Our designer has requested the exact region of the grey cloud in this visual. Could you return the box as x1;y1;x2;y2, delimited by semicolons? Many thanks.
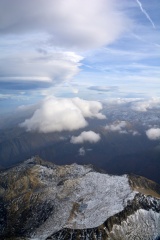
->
36;48;48;55
0;80;52;90
88;86;118;92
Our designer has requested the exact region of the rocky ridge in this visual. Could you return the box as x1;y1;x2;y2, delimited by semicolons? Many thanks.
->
0;156;160;240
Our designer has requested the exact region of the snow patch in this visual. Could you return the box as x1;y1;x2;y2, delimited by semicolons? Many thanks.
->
110;209;160;240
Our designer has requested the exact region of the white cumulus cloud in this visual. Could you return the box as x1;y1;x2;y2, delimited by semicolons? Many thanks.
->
146;128;160;140
72;98;106;120
105;120;140;136
105;121;128;132
71;131;101;144
131;98;160;112
20;97;105;133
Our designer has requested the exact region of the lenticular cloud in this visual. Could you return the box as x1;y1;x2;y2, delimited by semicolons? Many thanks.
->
20;97;106;133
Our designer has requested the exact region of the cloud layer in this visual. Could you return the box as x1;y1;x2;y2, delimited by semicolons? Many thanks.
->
146;128;160;140
0;51;83;88
0;0;129;50
20;97;106;133
0;0;131;91
71;131;101;144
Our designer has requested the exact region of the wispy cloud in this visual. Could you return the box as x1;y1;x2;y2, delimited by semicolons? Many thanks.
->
136;0;156;28
78;147;86;156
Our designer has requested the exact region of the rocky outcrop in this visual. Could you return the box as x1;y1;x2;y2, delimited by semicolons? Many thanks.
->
0;156;160;240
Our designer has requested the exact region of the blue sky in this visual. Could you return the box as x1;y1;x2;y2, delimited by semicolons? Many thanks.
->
0;0;160;114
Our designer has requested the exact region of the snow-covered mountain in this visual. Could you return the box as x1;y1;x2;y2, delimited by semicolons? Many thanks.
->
0;156;160;240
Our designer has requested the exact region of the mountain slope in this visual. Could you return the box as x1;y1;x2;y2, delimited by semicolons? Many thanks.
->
0;156;160;240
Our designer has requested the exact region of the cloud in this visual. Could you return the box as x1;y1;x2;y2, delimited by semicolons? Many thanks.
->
0;0;130;50
132;130;140;136
105;120;140;135
135;0;156;29
0;0;132;93
72;98;106;120
104;98;141;105
105;121;128;133
88;86;118;92
78;147;86;156
71;131;101;144
131;98;160;112
71;88;79;94
146;128;160;140
0;51;83;89
20;97;105;133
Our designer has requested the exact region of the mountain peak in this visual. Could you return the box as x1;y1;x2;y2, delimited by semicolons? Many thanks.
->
0;158;160;240
24;155;55;167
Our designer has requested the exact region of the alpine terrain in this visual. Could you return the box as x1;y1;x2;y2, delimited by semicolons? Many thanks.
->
0;156;160;240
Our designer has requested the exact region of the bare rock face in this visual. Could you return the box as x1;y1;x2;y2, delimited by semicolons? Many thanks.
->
0;156;160;240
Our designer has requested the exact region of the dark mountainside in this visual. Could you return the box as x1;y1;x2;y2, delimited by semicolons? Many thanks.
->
0;156;160;240
0;124;160;184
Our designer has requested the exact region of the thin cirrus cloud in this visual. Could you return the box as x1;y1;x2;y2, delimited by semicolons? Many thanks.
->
70;131;101;144
20;97;106;133
146;128;160;140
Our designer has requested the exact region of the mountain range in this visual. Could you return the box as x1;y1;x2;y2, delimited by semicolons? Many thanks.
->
0;156;160;239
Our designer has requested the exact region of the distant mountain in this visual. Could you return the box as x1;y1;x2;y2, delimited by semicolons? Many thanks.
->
0;156;160;239
1;124;160;185
0;127;62;167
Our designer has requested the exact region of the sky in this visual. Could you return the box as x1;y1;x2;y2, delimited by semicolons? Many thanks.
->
0;0;160;114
